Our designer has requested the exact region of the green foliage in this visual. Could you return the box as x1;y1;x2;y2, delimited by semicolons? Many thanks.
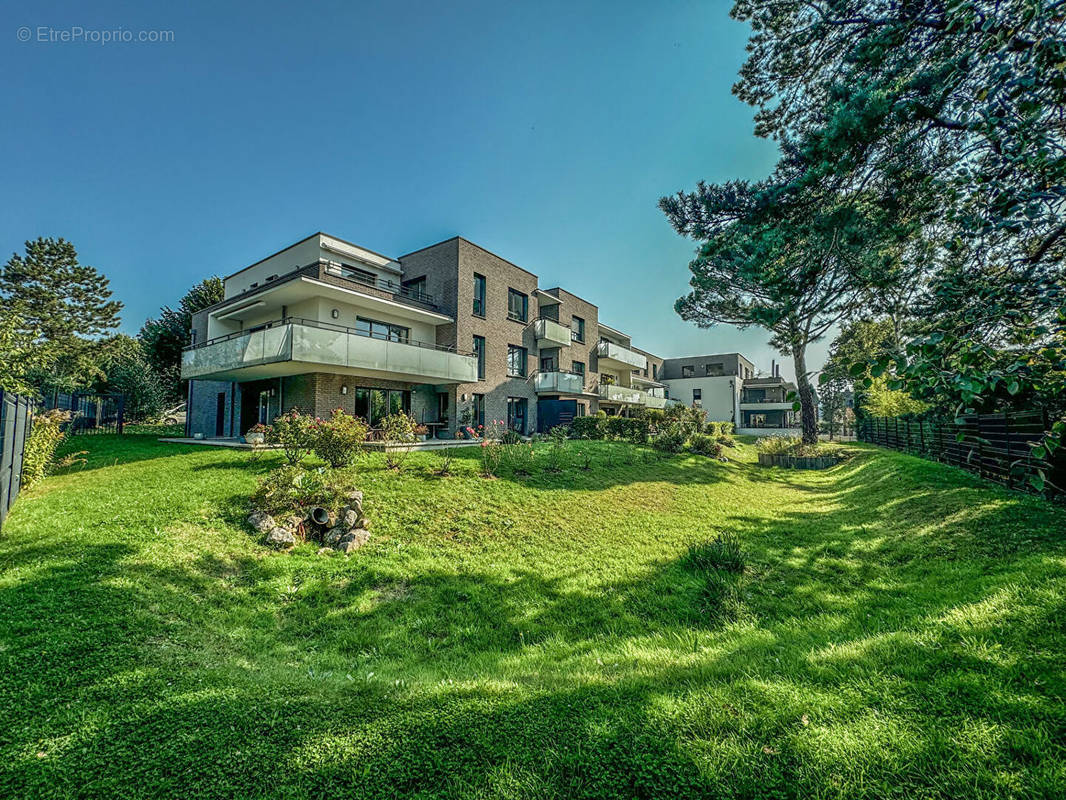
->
139;276;224;401
653;422;686;453
21;410;70;489
863;375;929;419
500;429;523;445
688;433;723;458
0;238;123;394
96;335;167;423
755;436;805;456
571;416;604;439
0;306;39;395
250;465;343;518
478;440;502;477
686;533;745;575
311;408;368;468
267;409;316;466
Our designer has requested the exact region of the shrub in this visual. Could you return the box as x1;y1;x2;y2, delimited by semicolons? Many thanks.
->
500;429;523;445
379;413;417;469
504;442;536;475
22;410;71;489
571;416;603;439
689;433;723;458
251;465;341;517
479;440;502;477
653;422;686;453
755;435;804;455
718;421;735;435
269;409;316;465
686;533;745;574
312;408;368;468
717;433;736;448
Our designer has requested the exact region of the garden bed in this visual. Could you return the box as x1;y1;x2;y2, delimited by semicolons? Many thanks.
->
757;452;843;470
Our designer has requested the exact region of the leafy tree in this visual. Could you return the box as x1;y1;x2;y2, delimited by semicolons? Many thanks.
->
727;0;1066;484
0;238;123;394
0;305;40;395
818;376;851;440
97;335;167;422
662;171;910;443
139;277;224;401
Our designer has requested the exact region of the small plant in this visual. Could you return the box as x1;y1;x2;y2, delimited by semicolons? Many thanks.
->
717;433;736;448
686;533;745;574
434;449;455;476
479;440;503;477
653;422;686;453
505;442;536;476
500;429;523;445
268;409;316;465
689;433;723;458
312;408;368;468
379;413;418;470
545;425;569;472
248;423;271;435
251;464;340;517
755;435;804;455
580;449;592;470
21;410;71;489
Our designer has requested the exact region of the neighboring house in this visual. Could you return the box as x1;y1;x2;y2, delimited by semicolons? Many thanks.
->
660;354;803;434
182;233;669;439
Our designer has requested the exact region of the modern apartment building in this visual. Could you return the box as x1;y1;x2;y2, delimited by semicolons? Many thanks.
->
659;354;800;434
182;233;670;439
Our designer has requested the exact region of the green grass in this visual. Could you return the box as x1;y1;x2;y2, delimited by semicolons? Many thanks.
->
1;435;1064;799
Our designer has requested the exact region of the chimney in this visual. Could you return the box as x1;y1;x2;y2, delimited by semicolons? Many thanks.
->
770;359;775;377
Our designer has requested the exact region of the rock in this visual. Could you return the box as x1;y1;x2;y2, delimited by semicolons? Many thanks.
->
317;547;334;556
247;510;276;533
341;508;360;529
282;514;308;535
265;527;296;549
334;528;370;553
323;525;346;546
345;489;364;505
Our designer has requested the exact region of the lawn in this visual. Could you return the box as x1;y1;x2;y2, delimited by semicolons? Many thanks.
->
1;434;1064;799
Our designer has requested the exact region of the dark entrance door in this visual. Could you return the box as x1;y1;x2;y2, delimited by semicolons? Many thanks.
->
215;393;226;437
536;398;576;433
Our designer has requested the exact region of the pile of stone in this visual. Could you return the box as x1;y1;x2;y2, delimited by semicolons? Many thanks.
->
247;490;370;555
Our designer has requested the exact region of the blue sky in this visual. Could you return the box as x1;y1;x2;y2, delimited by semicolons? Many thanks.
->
1;0;825;379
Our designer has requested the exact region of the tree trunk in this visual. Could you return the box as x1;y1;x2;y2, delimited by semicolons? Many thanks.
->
792;347;819;445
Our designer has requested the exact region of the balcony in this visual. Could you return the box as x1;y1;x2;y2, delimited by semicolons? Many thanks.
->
597;340;647;370
740;399;794;412
534;370;586;394
644;388;667;409
533;317;571;349
182;318;477;384
598;384;645;405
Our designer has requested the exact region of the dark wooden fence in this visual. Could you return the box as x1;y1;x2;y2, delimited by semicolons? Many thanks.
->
0;390;32;533
43;392;125;435
858;410;1065;498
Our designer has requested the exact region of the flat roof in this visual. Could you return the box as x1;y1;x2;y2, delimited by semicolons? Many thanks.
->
224;232;398;281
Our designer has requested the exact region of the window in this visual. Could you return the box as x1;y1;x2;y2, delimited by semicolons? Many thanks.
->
571;315;585;342
572;360;585;377
692;388;702;408
652;363;659;380
506;397;528;434
354;387;411;426
472;393;485;428
473;335;486;380
576;402;586;417
541;355;556;372
681;365;694;378
705;362;724;376
507;345;527;377
402;275;428;301
355;316;409;343
507;289;528;322
473;273;486;316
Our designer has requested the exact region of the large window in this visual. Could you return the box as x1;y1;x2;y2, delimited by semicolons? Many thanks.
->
571;315;585;342
402;275;428;301
473;273;486;317
705;362;724;376
355;316;410;343
354;387;411;426
472;393;485;428
507;345;527;377
692;388;702;408
572;360;585;386
681;365;694;378
507;289;528;322
540;355;556;372
473;335;486;380
507;397;528;434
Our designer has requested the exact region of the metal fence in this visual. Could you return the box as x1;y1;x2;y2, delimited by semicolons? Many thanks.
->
43;392;125;435
858;411;1066;498
0;391;32;533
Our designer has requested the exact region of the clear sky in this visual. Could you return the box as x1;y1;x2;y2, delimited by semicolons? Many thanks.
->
2;0;827;380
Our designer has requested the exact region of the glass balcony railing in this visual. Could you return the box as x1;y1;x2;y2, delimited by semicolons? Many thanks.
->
596;340;647;370
532;317;572;348
182;318;477;384
534;371;585;394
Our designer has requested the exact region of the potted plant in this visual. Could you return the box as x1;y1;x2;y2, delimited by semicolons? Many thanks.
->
246;423;270;446
413;423;429;442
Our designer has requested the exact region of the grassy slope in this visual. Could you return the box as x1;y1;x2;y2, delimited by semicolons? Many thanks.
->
0;435;1063;799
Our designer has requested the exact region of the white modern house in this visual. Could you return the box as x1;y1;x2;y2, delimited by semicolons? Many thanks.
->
660;354;801;435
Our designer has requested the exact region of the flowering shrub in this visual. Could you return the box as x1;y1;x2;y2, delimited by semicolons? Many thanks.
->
312;408;369;468
248;423;271;435
504;442;536;475
268;409;316;465
479;440;502;477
